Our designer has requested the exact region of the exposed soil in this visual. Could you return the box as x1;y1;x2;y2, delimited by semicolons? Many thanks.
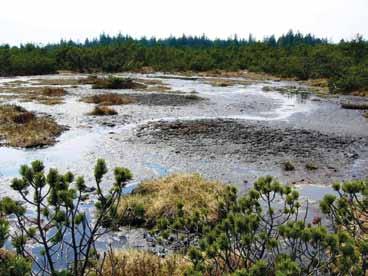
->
136;118;368;185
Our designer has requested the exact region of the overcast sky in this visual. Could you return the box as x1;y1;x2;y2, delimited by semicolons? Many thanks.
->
1;0;367;45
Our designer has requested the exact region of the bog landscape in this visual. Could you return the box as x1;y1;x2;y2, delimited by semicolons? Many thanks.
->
0;5;368;275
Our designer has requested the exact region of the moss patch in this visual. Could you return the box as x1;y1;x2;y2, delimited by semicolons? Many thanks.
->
0;105;65;148
117;174;225;227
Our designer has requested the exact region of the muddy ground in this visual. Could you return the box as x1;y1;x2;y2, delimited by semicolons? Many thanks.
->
0;72;368;254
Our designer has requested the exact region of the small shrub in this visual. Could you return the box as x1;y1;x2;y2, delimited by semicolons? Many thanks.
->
283;161;295;171
88;106;118;116
0;249;31;276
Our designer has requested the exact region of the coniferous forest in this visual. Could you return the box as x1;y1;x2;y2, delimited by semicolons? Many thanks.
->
1;31;367;94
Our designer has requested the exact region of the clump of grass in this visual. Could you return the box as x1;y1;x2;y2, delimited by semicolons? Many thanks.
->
37;98;64;105
305;163;318;170
32;78;80;86
40;87;67;97
341;102;368;110
79;75;99;85
88;106;118;116
283;161;295;171
0;104;65;148
81;93;135;106
92;77;146;90
117;174;225;227
0;86;66;105
145;85;172;92
102;250;190;276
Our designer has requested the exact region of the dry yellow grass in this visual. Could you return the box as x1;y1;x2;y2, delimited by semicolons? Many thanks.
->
31;78;80;86
0;86;67;105
0;105;65;148
102;250;191;276
117;174;225;227
81;93;136;106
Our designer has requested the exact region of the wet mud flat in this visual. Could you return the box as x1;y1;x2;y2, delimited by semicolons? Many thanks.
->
135;118;368;185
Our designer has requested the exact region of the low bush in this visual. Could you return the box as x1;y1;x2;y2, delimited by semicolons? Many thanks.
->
283;160;295;171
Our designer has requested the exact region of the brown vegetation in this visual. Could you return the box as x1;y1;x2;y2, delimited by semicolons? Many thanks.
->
0;104;65;147
32;78;80;86
91;77;147;90
88;106;118;116
81;93;136;106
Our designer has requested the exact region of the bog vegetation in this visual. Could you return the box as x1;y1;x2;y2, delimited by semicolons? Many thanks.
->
0;31;367;94
0;161;368;275
0;105;65;147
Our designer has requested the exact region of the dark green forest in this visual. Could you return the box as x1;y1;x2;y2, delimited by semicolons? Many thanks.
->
1;31;367;94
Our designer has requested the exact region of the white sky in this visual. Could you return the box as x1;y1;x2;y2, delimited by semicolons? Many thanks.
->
1;0;367;45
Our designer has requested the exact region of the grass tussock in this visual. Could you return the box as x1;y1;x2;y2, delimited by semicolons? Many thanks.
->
40;87;67;97
102;250;191;276
88;106;118;116
283;161;295;171
0;105;65;148
117;174;225;227
32;78;80;86
0;86;67;105
92;77;147;90
81;93;136;106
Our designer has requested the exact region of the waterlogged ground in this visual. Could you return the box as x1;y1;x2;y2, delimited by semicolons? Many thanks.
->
0;73;367;192
0;72;367;256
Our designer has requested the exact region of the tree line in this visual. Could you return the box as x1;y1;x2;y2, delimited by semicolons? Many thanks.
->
0;31;367;94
